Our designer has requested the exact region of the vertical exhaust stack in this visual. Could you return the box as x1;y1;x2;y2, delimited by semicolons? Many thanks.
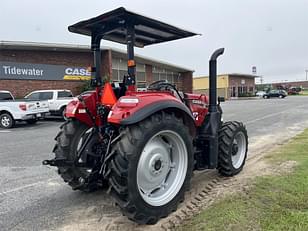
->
209;48;224;112
197;48;225;169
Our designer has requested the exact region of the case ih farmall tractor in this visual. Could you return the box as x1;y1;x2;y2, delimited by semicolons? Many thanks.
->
43;7;248;224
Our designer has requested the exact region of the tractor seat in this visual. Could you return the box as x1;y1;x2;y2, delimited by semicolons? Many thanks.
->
111;82;126;99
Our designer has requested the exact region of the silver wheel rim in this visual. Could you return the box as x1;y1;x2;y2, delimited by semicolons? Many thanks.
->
1;116;11;127
231;131;247;169
137;130;188;206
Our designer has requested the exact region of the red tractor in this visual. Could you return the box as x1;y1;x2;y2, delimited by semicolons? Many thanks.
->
43;7;248;224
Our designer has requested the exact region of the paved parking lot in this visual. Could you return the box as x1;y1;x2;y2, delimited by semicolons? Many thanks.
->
1;96;308;230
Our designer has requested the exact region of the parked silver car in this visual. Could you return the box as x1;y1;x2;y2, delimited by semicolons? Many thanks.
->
256;91;266;97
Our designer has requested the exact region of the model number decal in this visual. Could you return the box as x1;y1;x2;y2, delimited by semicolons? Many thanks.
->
192;100;207;107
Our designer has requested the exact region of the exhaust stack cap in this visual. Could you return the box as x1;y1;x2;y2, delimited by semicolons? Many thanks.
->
209;48;225;112
210;48;225;61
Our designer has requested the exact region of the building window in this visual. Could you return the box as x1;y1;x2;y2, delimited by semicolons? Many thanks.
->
153;73;160;81
243;86;247;93
112;58;146;86
173;73;181;88
119;70;126;80
238;86;242;94
231;86;237;97
112;58;123;81
152;66;181;87
167;73;173;83
136;72;146;82
136;64;146;82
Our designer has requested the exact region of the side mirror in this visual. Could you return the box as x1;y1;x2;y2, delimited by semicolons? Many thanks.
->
218;96;225;103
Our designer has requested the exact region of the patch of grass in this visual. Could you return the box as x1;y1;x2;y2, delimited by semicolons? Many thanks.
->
294;89;308;96
180;129;308;231
299;90;308;96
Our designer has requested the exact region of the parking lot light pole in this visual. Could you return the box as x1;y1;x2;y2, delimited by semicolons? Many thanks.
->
305;70;308;81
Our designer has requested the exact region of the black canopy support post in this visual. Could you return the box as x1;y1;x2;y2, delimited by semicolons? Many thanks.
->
125;21;136;87
91;34;102;87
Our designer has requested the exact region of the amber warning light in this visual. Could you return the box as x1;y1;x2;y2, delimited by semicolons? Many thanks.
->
127;60;135;67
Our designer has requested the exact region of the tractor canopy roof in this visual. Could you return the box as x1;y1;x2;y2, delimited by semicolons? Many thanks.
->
68;7;199;48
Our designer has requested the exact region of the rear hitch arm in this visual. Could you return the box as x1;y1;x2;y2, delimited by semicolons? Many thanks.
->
42;158;73;167
42;158;87;167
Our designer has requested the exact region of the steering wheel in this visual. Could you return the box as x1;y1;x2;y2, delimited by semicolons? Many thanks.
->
148;80;174;90
148;80;185;103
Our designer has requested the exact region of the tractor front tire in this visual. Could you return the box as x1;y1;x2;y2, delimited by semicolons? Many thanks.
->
106;112;193;224
218;121;248;176
53;119;100;192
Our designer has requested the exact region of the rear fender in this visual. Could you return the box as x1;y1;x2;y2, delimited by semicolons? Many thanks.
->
108;96;196;136
65;92;98;127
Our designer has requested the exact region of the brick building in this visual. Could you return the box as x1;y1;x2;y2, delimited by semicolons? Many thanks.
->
193;74;256;99
0;41;193;97
271;80;308;89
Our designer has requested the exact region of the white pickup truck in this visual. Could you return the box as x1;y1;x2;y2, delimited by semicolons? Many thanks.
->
25;90;73;119
0;90;49;128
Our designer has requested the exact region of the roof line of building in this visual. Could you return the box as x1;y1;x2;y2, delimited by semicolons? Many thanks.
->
259;79;308;85
0;40;194;72
193;73;258;79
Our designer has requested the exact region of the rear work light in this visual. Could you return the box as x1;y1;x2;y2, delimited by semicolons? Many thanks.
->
119;98;139;104
19;104;27;111
117;97;139;108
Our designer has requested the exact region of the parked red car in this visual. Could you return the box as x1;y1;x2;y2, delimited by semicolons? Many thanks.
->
287;87;301;95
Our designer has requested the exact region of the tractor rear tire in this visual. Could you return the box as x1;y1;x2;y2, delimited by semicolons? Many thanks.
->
106;111;193;224
218;121;248;176
53;119;100;192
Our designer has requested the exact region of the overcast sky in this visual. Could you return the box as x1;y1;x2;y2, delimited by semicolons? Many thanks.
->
1;0;308;83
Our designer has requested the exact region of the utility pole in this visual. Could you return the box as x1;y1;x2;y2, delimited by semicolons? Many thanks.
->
260;75;263;85
305;70;308;81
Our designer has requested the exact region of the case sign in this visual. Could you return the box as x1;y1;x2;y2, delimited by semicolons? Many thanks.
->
0;62;91;81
